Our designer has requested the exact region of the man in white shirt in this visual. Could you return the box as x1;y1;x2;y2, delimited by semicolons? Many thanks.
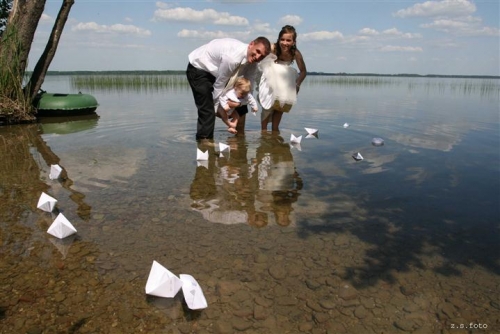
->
187;37;271;141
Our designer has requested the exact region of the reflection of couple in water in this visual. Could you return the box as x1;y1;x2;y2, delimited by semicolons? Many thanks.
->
190;134;302;227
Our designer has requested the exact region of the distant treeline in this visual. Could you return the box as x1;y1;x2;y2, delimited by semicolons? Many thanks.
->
35;70;499;79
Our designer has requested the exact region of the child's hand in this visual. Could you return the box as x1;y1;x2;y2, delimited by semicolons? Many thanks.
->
227;127;238;134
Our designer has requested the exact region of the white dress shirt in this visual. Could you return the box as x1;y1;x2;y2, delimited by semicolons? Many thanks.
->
188;38;258;104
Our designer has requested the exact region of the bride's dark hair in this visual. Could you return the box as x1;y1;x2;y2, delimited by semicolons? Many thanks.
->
275;25;297;62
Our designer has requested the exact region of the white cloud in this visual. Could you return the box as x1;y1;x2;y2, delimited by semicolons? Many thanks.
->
382;28;422;39
177;29;251;41
153;7;248;26
278;15;303;26
393;0;476;18
253;22;274;34
380;45;423;52
359;28;379;36
72;22;151;37
422;18;500;36
301;31;344;41
40;13;53;24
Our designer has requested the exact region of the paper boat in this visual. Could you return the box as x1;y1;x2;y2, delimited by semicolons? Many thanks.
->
49;164;63;180
352;152;364;161
290;134;302;144
196;149;208;161
37;192;57;212
304;127;318;135
372;137;385;146
218;142;230;152
47;213;77;239
343;123;349;128
180;274;208;310
145;261;183;298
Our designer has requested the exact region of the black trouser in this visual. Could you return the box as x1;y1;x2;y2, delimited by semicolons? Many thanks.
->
186;63;216;140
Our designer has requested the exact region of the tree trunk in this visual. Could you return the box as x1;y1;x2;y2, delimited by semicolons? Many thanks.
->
0;0;45;81
25;0;74;101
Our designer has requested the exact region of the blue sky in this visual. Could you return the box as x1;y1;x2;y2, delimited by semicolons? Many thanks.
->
29;0;499;75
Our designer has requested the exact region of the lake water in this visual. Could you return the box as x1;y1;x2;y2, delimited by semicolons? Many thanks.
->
1;75;499;333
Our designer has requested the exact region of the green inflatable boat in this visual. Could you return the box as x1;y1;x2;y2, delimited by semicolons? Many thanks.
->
35;91;99;117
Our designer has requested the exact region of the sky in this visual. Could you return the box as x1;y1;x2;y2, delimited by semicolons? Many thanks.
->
28;0;500;76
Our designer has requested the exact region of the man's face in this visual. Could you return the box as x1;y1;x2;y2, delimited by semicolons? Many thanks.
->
247;41;268;64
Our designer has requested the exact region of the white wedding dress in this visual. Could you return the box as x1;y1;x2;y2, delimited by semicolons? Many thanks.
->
258;54;297;117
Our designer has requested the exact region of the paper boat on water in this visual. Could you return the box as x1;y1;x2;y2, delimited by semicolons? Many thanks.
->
145;261;183;298
37;192;57;212
180;274;208;310
343;123;349;128
49;164;63;180
304;127;318;135
372;137;385;146
290;134;302;144
352;152;364;161
47;213;77;239
218;142;230;152
196;148;208;161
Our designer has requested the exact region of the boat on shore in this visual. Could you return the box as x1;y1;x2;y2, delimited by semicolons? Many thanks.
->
34;91;99;117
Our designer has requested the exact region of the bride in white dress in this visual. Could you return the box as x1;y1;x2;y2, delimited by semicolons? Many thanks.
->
258;25;307;132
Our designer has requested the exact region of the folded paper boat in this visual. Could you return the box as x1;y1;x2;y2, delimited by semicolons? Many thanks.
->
180;274;208;310
49;164;63;180
343;123;349;128
47;213;77;239
352;152;364;161
145;261;183;298
304;127;318;135
290;134;302;144
196;148;208;161
371;137;385;146
37;192;57;212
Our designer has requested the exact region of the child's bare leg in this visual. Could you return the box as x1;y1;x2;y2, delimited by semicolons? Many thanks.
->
271;110;283;132
261;109;272;131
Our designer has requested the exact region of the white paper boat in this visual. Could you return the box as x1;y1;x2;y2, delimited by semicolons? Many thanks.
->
37;192;57;212
145;261;183;298
352;152;364;161
290;134;302;144
371;137;385;146
304;127;318;135
49;164;63;180
343;123;349;128
196;149;208;161
218;142;230;152
179;274;208;310
47;213;77;239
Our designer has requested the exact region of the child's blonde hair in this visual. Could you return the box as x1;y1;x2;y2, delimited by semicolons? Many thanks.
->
234;77;251;94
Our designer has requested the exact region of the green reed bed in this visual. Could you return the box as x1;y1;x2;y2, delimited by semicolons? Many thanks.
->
305;76;499;97
71;74;190;93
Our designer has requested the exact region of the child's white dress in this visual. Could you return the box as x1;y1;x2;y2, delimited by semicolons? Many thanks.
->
258;54;297;119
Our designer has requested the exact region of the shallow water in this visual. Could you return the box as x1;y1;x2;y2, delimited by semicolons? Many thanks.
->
0;75;499;333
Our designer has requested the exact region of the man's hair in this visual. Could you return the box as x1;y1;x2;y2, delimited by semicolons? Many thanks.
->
252;36;271;55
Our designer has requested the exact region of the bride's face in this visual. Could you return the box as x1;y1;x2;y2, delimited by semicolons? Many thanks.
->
279;33;295;52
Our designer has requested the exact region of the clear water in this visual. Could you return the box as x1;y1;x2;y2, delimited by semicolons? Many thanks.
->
0;75;498;333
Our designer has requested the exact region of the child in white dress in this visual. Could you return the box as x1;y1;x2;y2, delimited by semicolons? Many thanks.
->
258;25;307;132
217;77;258;134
